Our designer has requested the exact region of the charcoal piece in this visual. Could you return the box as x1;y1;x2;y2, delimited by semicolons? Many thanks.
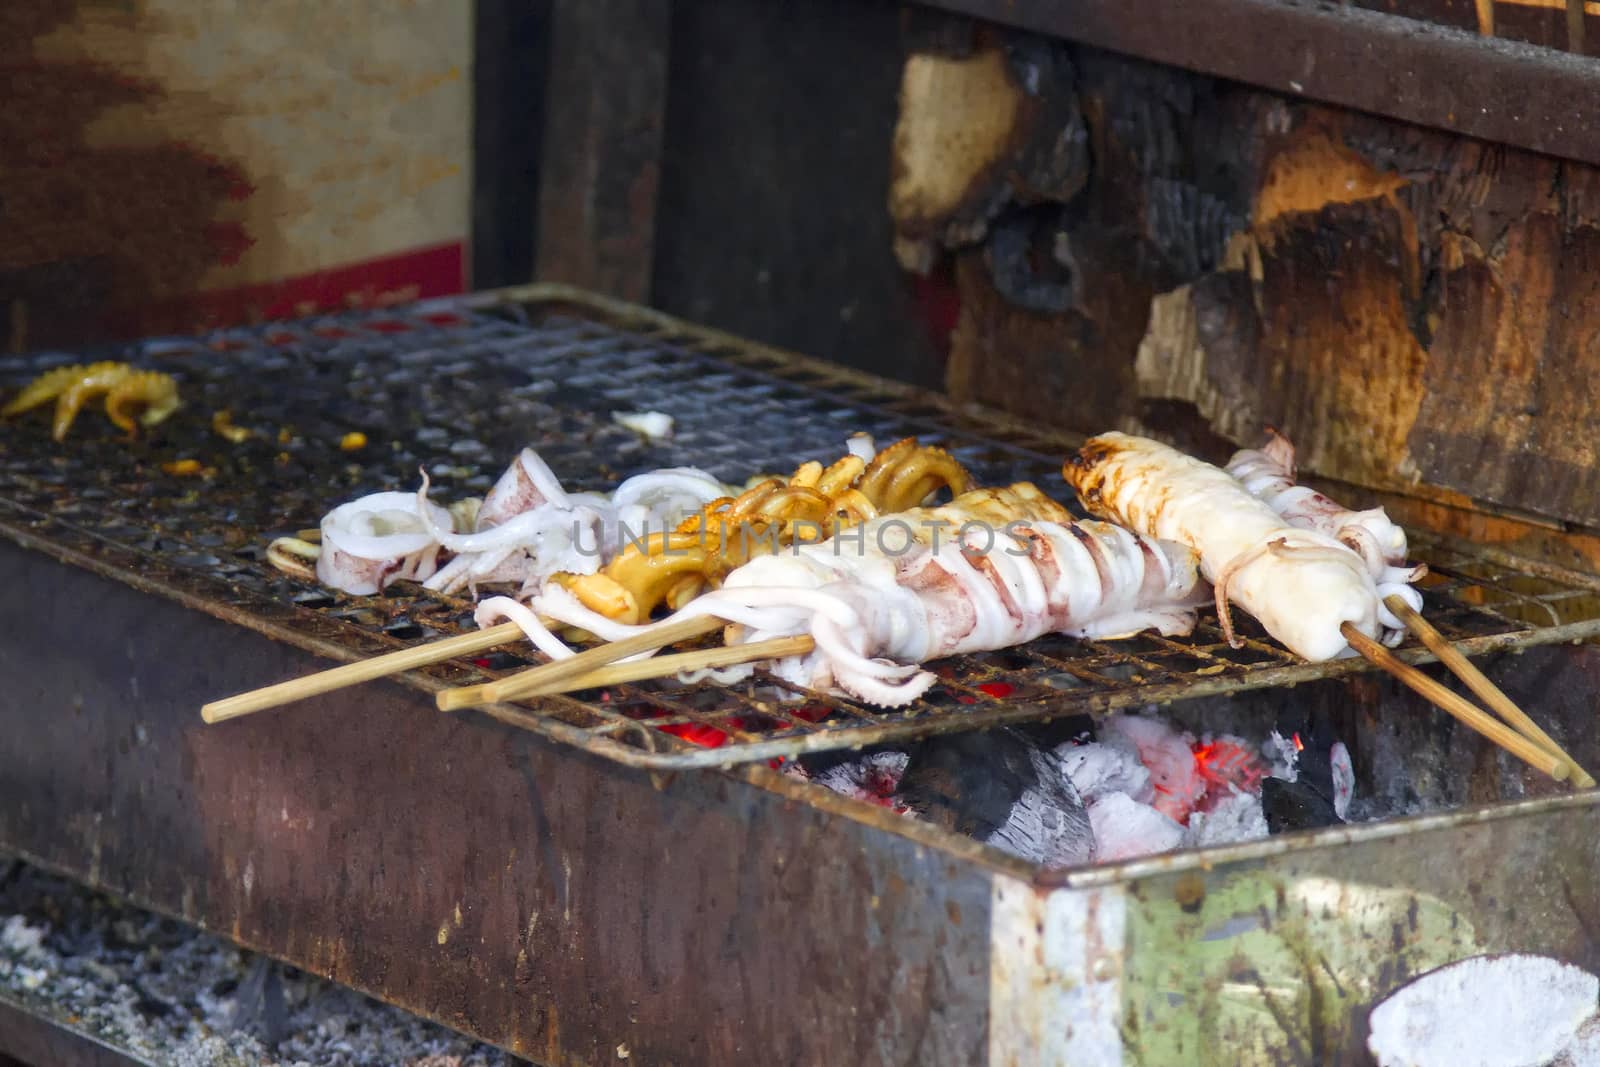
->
899;728;1095;868
1261;776;1341;834
228;955;287;1047
787;750;909;806
133;984;175;1019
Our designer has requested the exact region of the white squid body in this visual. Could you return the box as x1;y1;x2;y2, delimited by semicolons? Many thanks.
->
315;448;731;597
1226;430;1425;604
418;451;730;595
316;491;452;595
1064;431;1399;661
491;484;1208;707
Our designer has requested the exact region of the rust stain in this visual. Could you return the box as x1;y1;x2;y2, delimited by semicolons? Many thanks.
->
1173;872;1207;914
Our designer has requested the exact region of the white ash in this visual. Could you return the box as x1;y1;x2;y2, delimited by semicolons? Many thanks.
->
0;856;519;1066
1;913;46;959
1057;741;1153;805
1330;740;1354;820
1557;1013;1600;1067
1100;713;1205;822
1262;730;1301;782
1367;953;1599;1067
1087;792;1185;862
1184;789;1269;849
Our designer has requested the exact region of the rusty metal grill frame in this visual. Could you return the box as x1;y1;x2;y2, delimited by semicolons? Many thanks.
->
4;283;1600;771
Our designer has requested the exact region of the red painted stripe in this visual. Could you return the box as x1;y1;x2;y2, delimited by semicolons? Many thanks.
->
108;241;466;337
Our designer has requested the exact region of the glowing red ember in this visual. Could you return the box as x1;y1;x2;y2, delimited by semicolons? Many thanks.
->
1192;738;1267;795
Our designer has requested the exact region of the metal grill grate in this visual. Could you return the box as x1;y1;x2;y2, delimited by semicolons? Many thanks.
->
4;285;1600;770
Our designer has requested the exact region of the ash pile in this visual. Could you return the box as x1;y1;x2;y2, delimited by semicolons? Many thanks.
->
786;707;1355;868
0;857;518;1066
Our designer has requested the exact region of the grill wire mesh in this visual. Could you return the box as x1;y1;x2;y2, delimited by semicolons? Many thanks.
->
4;288;1600;770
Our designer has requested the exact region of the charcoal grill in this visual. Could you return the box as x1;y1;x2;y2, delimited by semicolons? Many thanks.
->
4;286;1599;771
6;286;1600;1065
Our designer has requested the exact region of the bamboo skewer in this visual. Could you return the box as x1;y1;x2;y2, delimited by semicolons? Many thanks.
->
518;635;817;697
202;621;529;723
1341;622;1570;783
1382;594;1594;788
436;614;726;712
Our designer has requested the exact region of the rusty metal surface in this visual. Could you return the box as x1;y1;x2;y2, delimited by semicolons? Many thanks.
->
0;534;1001;1065
11;520;1600;1063
3;285;1600;773
917;0;1600;168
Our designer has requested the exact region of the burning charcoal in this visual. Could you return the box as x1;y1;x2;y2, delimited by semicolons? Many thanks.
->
1057;741;1153;805
1367;954;1600;1067
1100;713;1205;823
1184;789;1268;848
1261;719;1355;833
899;729;1095;868
1085;793;1183;862
1191;734;1267;800
1260;777;1341;834
1261;731;1301;781
785;749;909;809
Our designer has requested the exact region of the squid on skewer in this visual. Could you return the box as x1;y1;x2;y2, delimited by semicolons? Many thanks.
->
553;437;974;624
304;446;733;596
484;482;1209;706
1225;428;1425;590
1063;431;1420;661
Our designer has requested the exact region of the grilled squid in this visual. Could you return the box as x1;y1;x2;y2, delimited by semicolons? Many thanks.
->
299;447;733;597
489;483;1208;707
1063;431;1414;661
316;491;452;595
1226;429;1425;591
4;361;181;441
416;451;732;596
553;436;974;624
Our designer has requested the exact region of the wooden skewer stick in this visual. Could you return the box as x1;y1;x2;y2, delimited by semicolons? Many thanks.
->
1382;594;1594;788
521;635;817;697
203;621;529;724
437;614;726;712
1341;623;1570;783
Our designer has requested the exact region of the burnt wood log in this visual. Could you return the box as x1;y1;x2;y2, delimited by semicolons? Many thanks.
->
893;29;1600;536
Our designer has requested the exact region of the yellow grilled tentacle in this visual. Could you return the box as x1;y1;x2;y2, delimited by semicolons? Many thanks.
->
550;440;976;623
5;361;180;441
53;364;137;441
105;369;181;434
